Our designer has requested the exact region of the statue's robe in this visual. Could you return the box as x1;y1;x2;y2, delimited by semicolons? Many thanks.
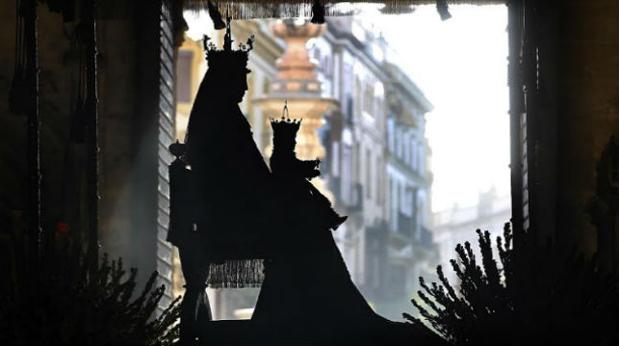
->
186;94;275;286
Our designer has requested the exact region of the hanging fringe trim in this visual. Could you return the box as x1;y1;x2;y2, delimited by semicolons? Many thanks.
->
207;258;265;288
185;1;504;20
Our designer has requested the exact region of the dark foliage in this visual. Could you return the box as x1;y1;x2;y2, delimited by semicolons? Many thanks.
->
405;223;619;346
0;233;180;346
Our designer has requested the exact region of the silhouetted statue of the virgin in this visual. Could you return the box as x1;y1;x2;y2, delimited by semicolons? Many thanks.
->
170;17;420;345
170;20;269;344
185;26;271;282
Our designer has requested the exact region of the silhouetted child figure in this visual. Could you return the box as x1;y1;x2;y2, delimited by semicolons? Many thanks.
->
270;117;320;180
270;107;347;231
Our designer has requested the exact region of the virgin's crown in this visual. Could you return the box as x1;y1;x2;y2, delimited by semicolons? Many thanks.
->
203;15;254;72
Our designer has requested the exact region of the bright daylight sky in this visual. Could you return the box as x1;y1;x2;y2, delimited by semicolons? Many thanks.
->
369;5;510;212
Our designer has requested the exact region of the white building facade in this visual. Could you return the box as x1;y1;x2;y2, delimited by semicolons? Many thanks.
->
311;17;436;319
432;189;511;283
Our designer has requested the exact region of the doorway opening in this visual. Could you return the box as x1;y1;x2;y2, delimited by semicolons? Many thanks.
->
175;3;510;321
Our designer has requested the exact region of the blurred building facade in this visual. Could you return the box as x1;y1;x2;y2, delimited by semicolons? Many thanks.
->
174;17;435;320
312;18;435;319
432;188;511;283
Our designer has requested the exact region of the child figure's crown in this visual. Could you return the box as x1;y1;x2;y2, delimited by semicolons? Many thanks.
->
270;101;302;139
203;15;254;73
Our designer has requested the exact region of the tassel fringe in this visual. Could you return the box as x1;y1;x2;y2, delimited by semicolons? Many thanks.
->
185;1;503;20
207;259;265;288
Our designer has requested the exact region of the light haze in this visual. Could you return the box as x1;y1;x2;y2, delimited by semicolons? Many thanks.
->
373;5;510;212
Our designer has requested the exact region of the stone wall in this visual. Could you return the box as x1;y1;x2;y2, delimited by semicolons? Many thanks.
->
0;1;175;301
